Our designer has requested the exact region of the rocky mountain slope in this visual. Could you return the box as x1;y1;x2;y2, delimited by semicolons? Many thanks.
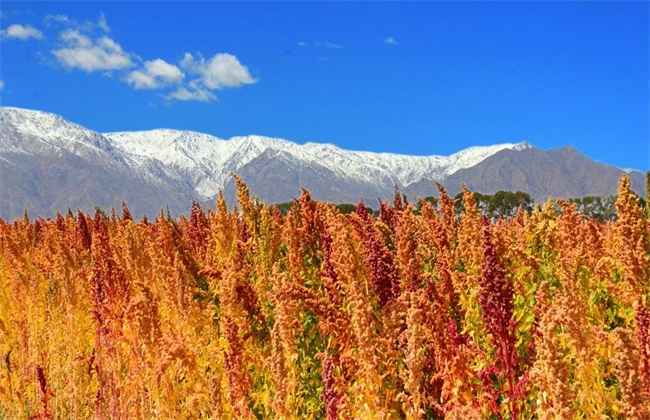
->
0;107;644;219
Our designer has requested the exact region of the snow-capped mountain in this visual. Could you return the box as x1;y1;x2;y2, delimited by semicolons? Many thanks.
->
0;107;196;219
104;128;530;201
0;106;645;220
1;105;125;166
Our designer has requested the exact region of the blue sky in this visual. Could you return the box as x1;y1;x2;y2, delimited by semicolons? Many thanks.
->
1;1;648;171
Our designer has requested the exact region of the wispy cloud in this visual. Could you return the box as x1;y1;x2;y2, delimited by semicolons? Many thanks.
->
44;14;72;26
1;24;44;40
0;80;4;91
45;12;112;34
52;29;135;72
125;59;183;89
165;85;216;103
297;41;307;47
317;41;343;50
98;12;110;32
384;37;398;45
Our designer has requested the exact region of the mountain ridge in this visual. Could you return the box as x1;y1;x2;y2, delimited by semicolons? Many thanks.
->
103;126;530;199
0;106;645;220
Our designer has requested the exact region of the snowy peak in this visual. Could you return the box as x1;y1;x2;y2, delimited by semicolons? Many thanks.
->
8;106;619;222
104;131;299;196
1;106;533;202
444;142;530;172
283;140;528;187
1;107;108;149
106;129;227;170
1;107;81;137
103;126;528;199
0;107;124;166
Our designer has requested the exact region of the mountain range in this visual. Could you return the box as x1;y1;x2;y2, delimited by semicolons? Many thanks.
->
0;106;645;220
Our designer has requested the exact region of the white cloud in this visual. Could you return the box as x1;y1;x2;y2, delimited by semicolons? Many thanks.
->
45;14;72;25
125;58;183;89
1;24;44;40
59;29;91;46
0;80;4;91
317;41;343;50
52;29;134;72
166;86;216;102
45;13;109;34
37;13;256;103
179;53;196;72
384;37;398;45
297;41;307;47
181;52;256;89
98;12;110;32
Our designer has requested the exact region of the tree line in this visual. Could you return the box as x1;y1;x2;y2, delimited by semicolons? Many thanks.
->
277;188;647;223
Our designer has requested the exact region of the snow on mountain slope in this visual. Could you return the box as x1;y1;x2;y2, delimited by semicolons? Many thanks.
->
1;106;531;202
299;142;530;187
105;131;299;197
0;107;125;166
105;128;530;200
0;107;202;220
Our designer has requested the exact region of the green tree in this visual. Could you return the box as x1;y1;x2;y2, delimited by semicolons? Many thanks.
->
453;190;532;219
567;196;617;223
274;201;295;215
273;201;374;216
486;190;533;219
